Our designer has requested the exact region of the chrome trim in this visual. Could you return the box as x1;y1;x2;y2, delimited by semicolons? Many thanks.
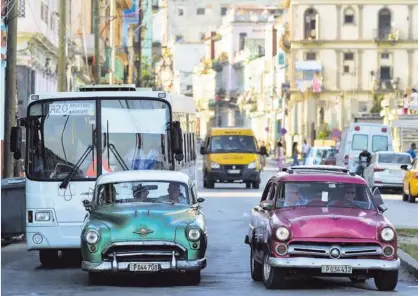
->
102;241;187;254
111;253;117;272
268;257;400;271
171;251;176;269
82;258;206;272
275;244;288;256
106;251;180;257
287;244;382;258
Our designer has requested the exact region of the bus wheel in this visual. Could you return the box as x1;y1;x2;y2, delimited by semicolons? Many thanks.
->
39;250;59;268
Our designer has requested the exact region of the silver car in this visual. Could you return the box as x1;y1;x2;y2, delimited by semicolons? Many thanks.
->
363;151;412;189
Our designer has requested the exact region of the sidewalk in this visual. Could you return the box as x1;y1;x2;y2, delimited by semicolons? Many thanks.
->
397;228;418;278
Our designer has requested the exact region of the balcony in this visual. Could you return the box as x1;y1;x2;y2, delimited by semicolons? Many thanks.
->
373;28;400;44
371;79;396;93
222;8;278;26
295;61;323;93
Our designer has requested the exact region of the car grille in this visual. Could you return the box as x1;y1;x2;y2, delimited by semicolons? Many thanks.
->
102;244;187;262
222;165;245;175
287;242;382;259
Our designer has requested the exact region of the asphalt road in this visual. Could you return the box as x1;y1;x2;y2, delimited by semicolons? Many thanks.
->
2;162;418;295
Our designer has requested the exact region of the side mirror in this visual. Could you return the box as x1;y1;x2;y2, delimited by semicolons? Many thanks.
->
10;127;22;159
200;146;205;155
197;197;205;203
260;201;274;211
170;121;183;156
82;199;93;212
400;164;408;171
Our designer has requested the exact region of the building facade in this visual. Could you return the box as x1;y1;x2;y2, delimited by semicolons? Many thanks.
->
285;0;418;148
1;0;8;176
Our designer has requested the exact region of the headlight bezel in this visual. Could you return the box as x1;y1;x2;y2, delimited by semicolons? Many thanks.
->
275;226;290;242
210;162;220;169
186;227;202;242
85;229;100;245
380;227;395;242
247;161;257;169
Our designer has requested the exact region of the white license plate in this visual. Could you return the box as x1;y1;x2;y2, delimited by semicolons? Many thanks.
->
321;265;352;274
129;263;160;272
228;169;240;174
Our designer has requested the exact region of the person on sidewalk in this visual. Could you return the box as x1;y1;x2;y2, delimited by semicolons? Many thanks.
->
276;142;285;169
259;141;269;171
407;143;416;161
292;142;301;166
410;89;418;115
302;139;311;161
403;94;409;115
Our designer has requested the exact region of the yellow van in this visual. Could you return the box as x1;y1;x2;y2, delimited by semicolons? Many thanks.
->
200;127;261;189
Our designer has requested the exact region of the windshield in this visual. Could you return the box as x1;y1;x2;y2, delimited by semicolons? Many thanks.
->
277;182;375;210
207;135;257;153
95;181;189;206
25;99;170;181
378;154;411;164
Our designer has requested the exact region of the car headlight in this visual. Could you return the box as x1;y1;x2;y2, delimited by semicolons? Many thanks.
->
35;211;51;221
85;230;100;244
276;226;290;241
211;162;220;169
247;161;256;169
186;228;202;242
381;227;395;242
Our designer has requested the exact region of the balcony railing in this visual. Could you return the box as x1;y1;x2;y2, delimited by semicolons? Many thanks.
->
373;28;399;42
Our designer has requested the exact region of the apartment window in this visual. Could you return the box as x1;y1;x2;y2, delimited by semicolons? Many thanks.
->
50;14;55;31
175;35;184;42
239;33;247;51
344;52;354;61
305;52;316;60
344;8;355;24
200;33;206;41
197;8;205;15
381;53;389;59
344;65;350;73
380;66;391;80
221;7;228;16
177;7;184;16
41;2;49;24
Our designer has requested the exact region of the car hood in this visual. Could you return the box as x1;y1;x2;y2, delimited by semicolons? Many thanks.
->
277;207;380;240
90;203;196;241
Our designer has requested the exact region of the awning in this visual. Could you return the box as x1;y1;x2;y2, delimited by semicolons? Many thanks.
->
295;61;322;71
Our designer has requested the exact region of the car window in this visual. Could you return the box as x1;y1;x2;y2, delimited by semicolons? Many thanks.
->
372;135;388;152
276;181;375;210
190;184;197;203
378;154;411;164
96;181;189;206
267;183;277;201
352;134;368;151
260;181;272;202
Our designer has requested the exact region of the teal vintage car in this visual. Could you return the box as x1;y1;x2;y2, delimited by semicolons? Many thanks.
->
80;170;207;285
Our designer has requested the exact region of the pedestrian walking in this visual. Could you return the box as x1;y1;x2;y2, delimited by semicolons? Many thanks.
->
259;141;269;171
276;142;285;169
292;142;301;166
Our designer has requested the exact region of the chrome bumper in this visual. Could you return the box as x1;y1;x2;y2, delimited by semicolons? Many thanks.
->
268;257;400;271
82;251;206;273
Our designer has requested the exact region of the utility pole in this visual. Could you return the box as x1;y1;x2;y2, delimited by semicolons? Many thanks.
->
136;0;143;87
93;0;100;83
57;0;66;91
3;0;18;178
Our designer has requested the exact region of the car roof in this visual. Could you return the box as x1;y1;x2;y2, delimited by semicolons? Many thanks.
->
273;166;366;185
96;170;191;186
374;151;410;155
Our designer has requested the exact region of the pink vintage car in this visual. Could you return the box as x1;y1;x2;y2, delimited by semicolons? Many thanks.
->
245;165;399;291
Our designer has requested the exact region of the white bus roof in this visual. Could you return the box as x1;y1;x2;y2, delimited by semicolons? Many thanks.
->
97;170;191;186
28;91;196;114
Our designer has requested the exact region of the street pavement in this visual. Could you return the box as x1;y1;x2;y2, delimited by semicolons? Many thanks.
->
1;160;418;295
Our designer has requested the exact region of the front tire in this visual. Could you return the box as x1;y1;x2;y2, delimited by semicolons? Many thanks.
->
262;252;286;289
374;270;398;291
250;249;262;281
252;181;260;189
408;185;416;203
88;272;104;285
39;250;59;268
183;270;201;285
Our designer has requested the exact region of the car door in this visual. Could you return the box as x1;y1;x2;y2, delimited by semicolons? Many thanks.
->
404;159;416;194
250;180;275;256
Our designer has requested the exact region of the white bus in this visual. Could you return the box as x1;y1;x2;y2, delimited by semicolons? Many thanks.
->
9;85;197;267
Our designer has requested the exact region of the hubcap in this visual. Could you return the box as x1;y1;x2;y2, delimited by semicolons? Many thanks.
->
263;255;271;280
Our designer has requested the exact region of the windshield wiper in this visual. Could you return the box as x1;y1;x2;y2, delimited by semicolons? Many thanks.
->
108;143;128;170
59;144;93;189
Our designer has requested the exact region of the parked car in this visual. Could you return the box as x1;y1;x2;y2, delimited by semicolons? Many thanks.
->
320;148;337;165
303;147;334;165
245;165;399;291
363;151;412;190
400;158;418;203
81;170;207;285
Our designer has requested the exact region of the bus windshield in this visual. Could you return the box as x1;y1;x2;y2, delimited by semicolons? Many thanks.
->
26;99;171;181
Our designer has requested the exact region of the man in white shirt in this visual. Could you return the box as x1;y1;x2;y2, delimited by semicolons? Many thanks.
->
302;139;311;160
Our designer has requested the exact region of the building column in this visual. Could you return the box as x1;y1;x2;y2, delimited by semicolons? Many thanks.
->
358;5;363;39
335;49;341;89
408;5;414;40
407;49;413;87
336;5;341;40
358;49;363;90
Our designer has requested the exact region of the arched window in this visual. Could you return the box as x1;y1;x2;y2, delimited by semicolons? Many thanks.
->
343;7;355;24
304;9;318;40
378;8;391;39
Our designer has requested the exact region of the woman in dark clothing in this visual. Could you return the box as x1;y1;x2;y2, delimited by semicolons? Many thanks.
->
259;141;269;171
